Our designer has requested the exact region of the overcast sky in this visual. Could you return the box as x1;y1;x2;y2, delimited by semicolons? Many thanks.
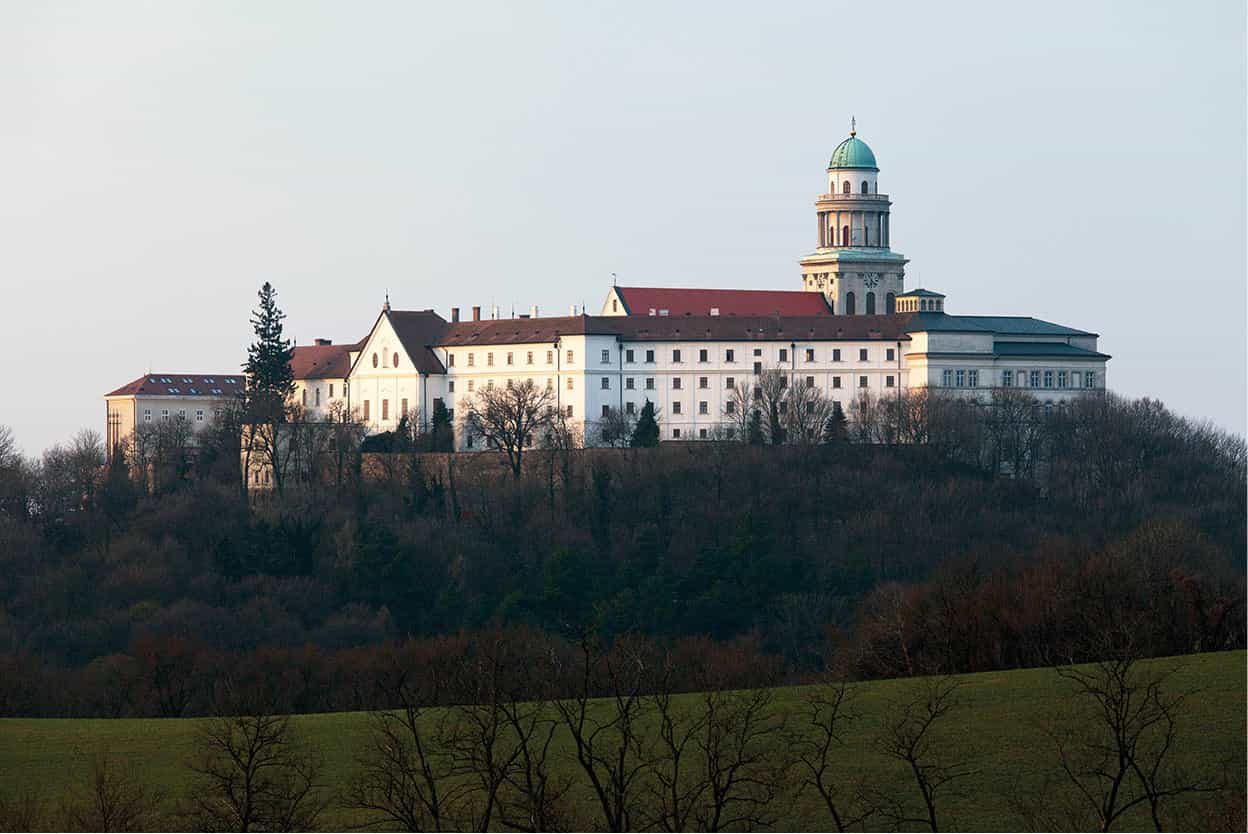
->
2;0;1244;454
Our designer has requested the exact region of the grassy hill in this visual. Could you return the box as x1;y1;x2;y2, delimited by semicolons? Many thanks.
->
2;651;1243;831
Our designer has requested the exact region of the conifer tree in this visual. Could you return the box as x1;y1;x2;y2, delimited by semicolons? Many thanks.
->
822;401;848;444
630;400;660;448
430;399;454;452
244;282;295;417
747;409;765;445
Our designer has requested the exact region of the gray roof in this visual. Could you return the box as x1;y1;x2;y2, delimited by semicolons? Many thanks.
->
900;312;1096;337
990;342;1110;359
898;288;945;297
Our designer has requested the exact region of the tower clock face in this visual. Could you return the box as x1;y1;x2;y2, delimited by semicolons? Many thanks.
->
863;272;881;288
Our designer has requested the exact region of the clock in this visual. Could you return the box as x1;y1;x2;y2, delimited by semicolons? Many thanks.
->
863;272;881;288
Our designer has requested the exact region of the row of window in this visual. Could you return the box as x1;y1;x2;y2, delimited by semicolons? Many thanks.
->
447;372;894;396
360;397;411;421
449;346;899;369
300;383;338;407
142;408;214;423
942;369;1098;389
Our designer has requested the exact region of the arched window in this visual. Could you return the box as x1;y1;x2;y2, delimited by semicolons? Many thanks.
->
920;299;928;311
866;292;876;314
886;292;896;314
372;353;378;368
842;180;851;195
842;225;850;246
861;180;869;194
846;292;856;315
393;352;399;368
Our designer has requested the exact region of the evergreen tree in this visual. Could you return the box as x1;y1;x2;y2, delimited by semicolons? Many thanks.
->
430;399;454;452
747;409;765;445
630;400;660;448
244;282;295;419
822;401;848;444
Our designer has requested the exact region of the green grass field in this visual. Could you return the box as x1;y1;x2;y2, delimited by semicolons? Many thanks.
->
1;651;1243;831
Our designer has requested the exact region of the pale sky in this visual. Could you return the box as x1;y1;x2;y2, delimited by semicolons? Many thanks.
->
2;0;1244;454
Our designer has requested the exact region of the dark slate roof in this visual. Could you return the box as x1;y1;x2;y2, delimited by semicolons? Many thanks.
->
989;342;1110;359
954;315;1095;337
290;341;361;379
613;286;832;317
897;288;945;297
440;315;618;346
105;373;245;398
386;310;450;374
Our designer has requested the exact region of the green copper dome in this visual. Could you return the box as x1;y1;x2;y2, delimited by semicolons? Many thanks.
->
828;134;878;171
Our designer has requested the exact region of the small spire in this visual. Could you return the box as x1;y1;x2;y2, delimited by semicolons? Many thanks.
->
383;290;391;312
850;116;856;137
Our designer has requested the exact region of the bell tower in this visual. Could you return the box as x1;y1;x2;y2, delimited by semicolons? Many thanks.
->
800;122;908;315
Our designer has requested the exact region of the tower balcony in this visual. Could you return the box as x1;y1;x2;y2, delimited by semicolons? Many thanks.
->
818;191;888;202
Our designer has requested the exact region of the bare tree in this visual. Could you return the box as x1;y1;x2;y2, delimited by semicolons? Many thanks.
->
326;400;366;494
1047;652;1219;832
876;678;975;832
64;752;165;832
790;679;876;831
459;380;554;478
724;381;755;442
593;407;635;449
754;368;790;444
552;633;653;832
185;712;327;831
343;649;460;831
784;376;835;445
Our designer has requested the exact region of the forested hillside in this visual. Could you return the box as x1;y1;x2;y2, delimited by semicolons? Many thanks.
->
0;391;1243;717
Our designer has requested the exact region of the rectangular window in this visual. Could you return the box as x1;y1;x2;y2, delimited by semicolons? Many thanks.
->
567;377;574;390
601;377;610;390
566;405;574;417
805;348;815;362
527;351;534;365
1069;371;1080;388
626;377;635;390
315;387;321;406
699;349;708;362
545;378;552;390
886;348;895;361
885;375;895;388
566;350;574;364
832;376;842;389
1002;370;1013;387
1085;371;1095;388
467;380;475;392
673;349;682;363
602;404;611;417
1030;370;1041;388
955;370;965;387
601;349;610;363
626;349;635;363
1058;370;1068;388
196;409;205;422
487;352;494;366
967;370;978;388
725;376;734;389
449;380;455;393
943;370;953;387
753;361;762;375
673;378;682;389
646;378;655;390
699;376;708;389
1043;370;1054;388
779;376;788;389
363;400;370;420
805;375;815;388
161;408;169;421
859;348;868;361
468;353;475;367
626;402;635;415
833;348;842;362
753;348;762;357
778;401;787;414
779;348;788;362
143;409;151;422
401;397;408;415
859;376;868;388
699;428;708;439
646;349;655;363
546;350;553;364
329;384;334;398
699;401;708;414
301;389;307;406
382;399;390;420
726;400;736;414
673;428;681;439
506;352;513;366
672;401;682;414
725;349;735;362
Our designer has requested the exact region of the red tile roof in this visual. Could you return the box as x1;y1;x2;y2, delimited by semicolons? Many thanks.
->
291;341;359;380
105;374;246;398
613;286;832;317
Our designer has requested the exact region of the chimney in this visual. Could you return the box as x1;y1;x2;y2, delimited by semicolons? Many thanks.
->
569;304;577;316
314;338;332;346
451;307;460;323
472;305;481;322
491;304;499;320
530;304;539;318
